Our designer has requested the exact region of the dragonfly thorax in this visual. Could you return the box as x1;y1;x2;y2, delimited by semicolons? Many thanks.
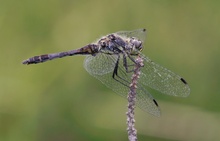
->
97;34;142;55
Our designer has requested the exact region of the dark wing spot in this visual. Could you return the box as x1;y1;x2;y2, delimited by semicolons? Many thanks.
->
180;78;188;84
143;29;146;32
153;99;159;107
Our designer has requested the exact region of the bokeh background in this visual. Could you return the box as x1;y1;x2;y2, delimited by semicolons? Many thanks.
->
1;0;220;141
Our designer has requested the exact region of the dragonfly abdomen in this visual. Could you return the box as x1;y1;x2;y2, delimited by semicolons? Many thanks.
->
22;44;100;65
22;52;69;65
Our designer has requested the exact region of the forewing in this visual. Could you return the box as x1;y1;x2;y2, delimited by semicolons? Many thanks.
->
84;53;160;116
116;28;147;43
139;53;190;97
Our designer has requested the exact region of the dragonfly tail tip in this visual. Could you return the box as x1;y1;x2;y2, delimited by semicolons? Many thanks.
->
22;60;29;65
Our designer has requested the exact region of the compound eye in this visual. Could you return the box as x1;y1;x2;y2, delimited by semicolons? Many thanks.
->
130;38;142;50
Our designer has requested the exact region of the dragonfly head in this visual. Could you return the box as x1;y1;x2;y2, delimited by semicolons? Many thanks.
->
130;37;143;51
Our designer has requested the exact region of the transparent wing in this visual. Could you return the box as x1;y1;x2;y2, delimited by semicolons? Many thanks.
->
115;29;190;96
84;53;160;117
115;28;147;44
139;53;190;97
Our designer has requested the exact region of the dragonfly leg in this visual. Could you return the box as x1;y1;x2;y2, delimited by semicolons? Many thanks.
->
122;53;136;73
112;55;131;87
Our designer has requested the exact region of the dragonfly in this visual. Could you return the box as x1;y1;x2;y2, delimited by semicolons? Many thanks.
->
22;29;190;117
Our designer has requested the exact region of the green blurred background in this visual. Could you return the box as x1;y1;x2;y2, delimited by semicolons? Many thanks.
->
1;0;220;141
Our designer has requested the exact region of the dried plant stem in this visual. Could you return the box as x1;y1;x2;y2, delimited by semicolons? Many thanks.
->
127;55;144;141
